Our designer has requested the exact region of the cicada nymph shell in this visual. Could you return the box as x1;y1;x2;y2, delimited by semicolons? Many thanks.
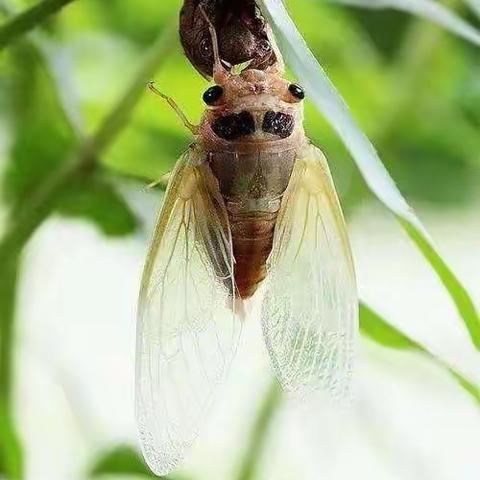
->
180;0;277;77
136;11;358;475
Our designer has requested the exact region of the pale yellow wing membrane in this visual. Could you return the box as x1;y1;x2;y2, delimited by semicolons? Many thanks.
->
262;144;358;400
136;150;240;475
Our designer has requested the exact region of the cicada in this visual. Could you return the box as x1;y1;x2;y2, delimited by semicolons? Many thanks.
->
136;19;357;476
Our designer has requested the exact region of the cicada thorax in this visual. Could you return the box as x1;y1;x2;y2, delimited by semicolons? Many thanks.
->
197;68;307;298
207;146;297;298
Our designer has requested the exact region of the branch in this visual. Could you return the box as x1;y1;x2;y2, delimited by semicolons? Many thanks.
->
0;0;77;50
0;24;176;265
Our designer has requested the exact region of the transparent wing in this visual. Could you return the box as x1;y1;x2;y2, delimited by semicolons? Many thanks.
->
136;150;240;475
262;144;358;400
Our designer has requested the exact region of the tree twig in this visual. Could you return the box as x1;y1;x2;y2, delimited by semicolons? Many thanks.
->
0;0;77;50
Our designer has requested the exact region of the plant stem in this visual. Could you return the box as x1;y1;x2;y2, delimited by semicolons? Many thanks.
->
0;0;77;50
0;255;23;480
0;22;176;478
235;381;282;480
0;256;18;408
0;24;176;266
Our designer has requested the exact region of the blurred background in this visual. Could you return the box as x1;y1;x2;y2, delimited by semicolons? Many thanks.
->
1;0;480;479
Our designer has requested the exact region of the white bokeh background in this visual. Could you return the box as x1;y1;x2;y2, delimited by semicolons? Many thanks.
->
13;184;480;480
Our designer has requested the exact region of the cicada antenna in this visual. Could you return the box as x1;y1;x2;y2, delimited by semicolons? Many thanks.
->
198;6;229;83
147;82;199;135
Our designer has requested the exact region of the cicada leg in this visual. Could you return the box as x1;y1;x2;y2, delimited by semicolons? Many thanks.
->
147;81;199;134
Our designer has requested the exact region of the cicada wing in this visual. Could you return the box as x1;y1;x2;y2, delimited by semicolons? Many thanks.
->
136;150;241;475
262;144;358;400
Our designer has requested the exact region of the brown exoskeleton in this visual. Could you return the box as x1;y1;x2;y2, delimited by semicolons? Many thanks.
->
136;14;357;476
180;0;276;77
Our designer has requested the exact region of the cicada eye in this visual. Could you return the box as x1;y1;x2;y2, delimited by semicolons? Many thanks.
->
203;85;224;105
288;83;305;101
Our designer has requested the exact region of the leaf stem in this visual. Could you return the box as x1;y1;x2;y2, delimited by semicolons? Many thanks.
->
0;0;77;50
235;381;282;480
0;256;23;479
371;0;480;349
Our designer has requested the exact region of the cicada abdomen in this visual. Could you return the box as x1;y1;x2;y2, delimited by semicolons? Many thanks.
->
136;12;358;476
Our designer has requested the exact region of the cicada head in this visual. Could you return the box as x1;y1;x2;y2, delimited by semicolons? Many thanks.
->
200;65;306;144
193;4;305;145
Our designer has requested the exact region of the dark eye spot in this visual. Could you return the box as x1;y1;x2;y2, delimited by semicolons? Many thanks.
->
203;85;224;105
262;111;294;138
288;83;305;100
212;111;255;140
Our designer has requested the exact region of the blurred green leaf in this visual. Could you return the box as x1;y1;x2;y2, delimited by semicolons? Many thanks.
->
331;0;480;47
360;303;423;351
0;407;23;480
348;7;411;58
0;0;76;51
92;0;177;46
3;44;76;209
457;54;480;126
3;43;138;237
57;176;138;236
0;257;23;480
360;302;480;404
90;446;155;478
90;445;185;479
399;218;480;350
448;368;480;403
261;0;480;351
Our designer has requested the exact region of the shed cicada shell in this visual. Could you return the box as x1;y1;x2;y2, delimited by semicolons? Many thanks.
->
180;0;277;77
136;15;358;476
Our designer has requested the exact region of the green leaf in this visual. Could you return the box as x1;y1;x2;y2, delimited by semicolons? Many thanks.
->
3;43;76;210
0;0;77;51
260;0;480;350
360;302;480;405
347;7;411;59
90;445;184;479
399;219;480;349
90;446;153;478
3;44;137;238
0;405;23;480
0;257;23;480
359;303;422;351
447;368;480;403
57;176;138;237
332;0;480;47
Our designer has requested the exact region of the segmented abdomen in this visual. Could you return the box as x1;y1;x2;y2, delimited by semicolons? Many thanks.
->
207;147;297;299
229;211;277;299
